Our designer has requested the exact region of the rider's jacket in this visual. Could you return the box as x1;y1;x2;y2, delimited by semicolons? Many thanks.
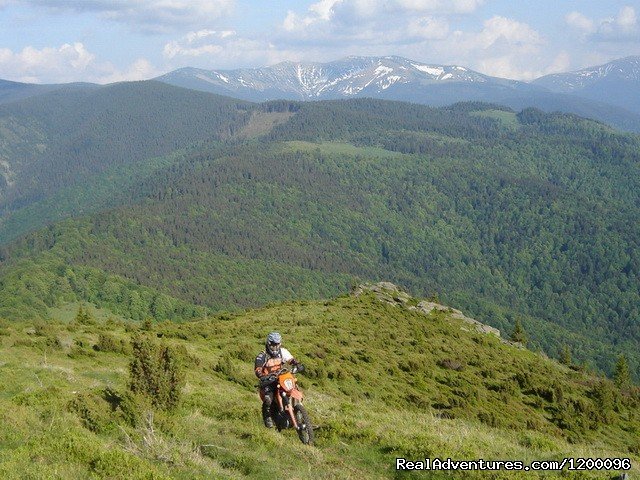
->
255;348;295;378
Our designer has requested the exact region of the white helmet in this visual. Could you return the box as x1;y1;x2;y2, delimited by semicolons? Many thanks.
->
266;332;282;356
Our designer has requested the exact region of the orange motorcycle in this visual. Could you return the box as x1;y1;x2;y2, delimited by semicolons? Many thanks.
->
260;365;314;445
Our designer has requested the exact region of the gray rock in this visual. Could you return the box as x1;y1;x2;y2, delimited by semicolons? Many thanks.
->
353;282;501;338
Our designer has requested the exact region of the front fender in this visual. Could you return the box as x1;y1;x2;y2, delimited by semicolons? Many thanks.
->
290;389;303;401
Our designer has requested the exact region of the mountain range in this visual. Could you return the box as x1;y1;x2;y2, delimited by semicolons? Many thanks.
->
2;55;640;133
155;55;640;132
534;56;640;115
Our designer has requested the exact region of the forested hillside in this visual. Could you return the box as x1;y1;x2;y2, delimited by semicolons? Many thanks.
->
0;81;251;242
0;94;637;380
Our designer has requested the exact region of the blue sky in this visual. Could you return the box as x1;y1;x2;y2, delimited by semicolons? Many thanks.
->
0;0;638;83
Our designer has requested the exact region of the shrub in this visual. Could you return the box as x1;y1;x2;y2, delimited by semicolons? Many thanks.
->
102;387;143;427
33;321;57;337
128;334;184;410
93;333;128;354
437;358;464;371
478;410;501;427
68;393;112;433
510;319;527;345
214;357;233;378
75;306;96;326
68;339;97;358
590;379;617;423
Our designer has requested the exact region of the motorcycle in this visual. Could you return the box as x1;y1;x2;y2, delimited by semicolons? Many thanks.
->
260;365;314;445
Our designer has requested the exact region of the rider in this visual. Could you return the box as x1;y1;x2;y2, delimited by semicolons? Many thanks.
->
254;332;303;428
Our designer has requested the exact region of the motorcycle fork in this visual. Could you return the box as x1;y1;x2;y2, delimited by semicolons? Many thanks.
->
277;388;299;429
287;400;299;430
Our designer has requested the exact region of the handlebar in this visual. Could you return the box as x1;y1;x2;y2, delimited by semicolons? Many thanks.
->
258;364;305;387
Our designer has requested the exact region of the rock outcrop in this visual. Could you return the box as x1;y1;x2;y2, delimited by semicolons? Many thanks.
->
353;282;501;338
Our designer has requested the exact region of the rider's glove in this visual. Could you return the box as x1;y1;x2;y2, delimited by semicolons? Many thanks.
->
295;364;305;373
260;374;276;387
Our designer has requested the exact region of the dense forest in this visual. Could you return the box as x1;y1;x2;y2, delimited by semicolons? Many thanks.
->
0;81;251;240
0;93;638;380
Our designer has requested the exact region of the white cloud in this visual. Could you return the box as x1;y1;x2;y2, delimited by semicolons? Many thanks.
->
566;6;639;42
407;16;450;40
395;0;483;14
277;0;550;81
474;16;542;49
17;0;235;32
546;51;572;75
445;16;545;80
98;58;160;83
282;0;482;32
0;42;160;84
162;30;298;68
476;51;569;81
566;11;594;33
164;30;236;58
617;6;637;28
0;42;94;83
309;0;341;20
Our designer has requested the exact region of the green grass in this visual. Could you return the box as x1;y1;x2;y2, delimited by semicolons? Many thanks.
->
239;111;294;138
281;140;405;157
0;287;637;479
470;109;519;129
48;302;129;324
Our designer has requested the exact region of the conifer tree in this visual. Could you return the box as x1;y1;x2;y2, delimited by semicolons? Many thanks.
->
75;305;94;325
129;334;184;410
510;319;527;345
614;355;631;389
560;345;572;366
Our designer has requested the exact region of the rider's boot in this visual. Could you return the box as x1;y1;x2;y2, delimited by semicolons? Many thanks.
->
262;402;274;428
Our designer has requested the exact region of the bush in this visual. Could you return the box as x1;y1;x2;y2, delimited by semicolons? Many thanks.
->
437;358;464;371
102;388;143;427
129;334;184;410
75;306;96;326
33;321;57;337
94;333;129;354
68;339;97;358
68;393;112;433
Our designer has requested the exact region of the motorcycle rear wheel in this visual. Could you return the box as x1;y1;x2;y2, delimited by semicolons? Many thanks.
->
294;404;314;445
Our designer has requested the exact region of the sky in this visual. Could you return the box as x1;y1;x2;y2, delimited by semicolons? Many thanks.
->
0;0;639;84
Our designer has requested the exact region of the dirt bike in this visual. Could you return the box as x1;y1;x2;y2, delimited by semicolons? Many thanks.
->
260;365;314;445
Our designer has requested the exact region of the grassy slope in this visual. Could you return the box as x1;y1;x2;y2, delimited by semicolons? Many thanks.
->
0;288;637;479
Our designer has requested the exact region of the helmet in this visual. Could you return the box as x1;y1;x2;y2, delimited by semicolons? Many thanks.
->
266;332;282;356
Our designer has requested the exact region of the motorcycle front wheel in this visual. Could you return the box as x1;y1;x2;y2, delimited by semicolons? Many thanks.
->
294;404;314;445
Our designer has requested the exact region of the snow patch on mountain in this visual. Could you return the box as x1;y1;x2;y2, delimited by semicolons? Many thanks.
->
374;65;394;76
411;64;444;77
158;56;488;100
534;56;640;92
